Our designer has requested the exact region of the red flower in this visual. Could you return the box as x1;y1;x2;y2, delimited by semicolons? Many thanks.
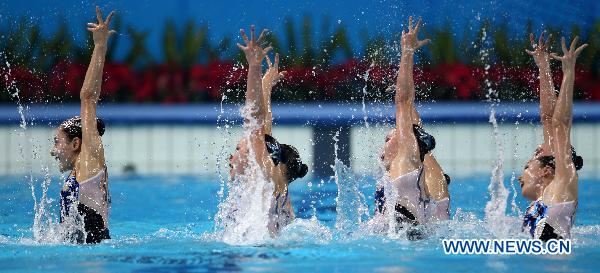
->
48;61;86;97
414;66;438;87
585;80;600;101
1;66;43;101
285;66;313;86
189;64;208;91
207;61;238;100
134;69;157;102
103;63;136;96
141;64;187;103
368;65;394;84
315;59;363;98
436;63;480;99
188;61;243;101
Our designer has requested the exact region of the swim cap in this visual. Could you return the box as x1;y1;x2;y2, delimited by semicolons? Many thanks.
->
280;143;308;182
412;124;435;162
265;134;282;165
265;134;308;182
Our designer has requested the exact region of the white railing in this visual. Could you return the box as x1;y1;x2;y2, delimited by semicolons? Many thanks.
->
1;103;599;179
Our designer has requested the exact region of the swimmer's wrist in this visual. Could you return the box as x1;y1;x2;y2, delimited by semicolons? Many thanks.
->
401;50;415;59
402;46;417;53
248;63;261;69
537;63;550;71
562;68;575;76
93;43;108;50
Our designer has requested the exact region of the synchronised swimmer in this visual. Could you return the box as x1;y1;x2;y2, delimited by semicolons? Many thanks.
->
48;7;586;244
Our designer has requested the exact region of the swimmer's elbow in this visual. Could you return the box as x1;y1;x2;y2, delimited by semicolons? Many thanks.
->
551;115;570;129
395;92;411;104
541;113;553;125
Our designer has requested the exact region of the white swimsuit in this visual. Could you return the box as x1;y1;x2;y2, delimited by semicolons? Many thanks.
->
78;168;110;228
425;197;450;222
390;167;450;224
545;201;577;238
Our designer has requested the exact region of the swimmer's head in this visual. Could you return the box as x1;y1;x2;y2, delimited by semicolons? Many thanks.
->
532;143;552;158
380;125;435;171
518;146;583;200
412;124;435;161
229;138;249;180
279;143;308;182
229;136;308;183
265;135;308;183
50;116;105;172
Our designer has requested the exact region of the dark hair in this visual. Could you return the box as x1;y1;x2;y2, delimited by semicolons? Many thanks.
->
60;116;105;141
538;146;583;171
280;144;308;182
412;124;436;162
444;173;451;185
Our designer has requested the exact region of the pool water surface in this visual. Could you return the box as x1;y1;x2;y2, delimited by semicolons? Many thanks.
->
1;174;599;273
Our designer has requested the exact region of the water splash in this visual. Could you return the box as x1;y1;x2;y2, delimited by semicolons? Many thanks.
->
277;217;333;246
352;112;403;238
485;108;510;234
509;119;523;217
2;54;27;130
331;130;369;235
214;63;243;236
2;53;71;244
2;55;28;171
361;65;371;129
215;63;247;204
478;24;514;237
29;168;62;244
214;103;274;246
215;88;232;204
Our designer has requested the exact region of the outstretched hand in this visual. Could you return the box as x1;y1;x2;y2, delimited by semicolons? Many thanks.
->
237;25;272;67
550;36;587;73
87;6;116;46
526;31;553;68
263;53;286;89
401;16;430;53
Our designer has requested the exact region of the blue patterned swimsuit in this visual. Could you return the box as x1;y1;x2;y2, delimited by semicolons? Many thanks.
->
522;198;575;241
60;172;110;244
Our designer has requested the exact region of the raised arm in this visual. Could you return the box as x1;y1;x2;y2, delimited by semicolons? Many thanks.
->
526;32;556;147
545;36;587;203
393;17;430;172
262;53;286;135
237;26;271;133
78;7;115;178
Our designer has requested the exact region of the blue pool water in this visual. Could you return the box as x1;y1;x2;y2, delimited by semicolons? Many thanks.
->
1;174;599;273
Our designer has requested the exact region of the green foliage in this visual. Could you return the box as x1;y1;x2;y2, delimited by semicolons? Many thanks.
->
301;15;314;67
363;34;390;65
1;15;599;73
162;20;180;64
579;21;600;74
284;18;298;66
124;27;153;67
427;21;458;65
